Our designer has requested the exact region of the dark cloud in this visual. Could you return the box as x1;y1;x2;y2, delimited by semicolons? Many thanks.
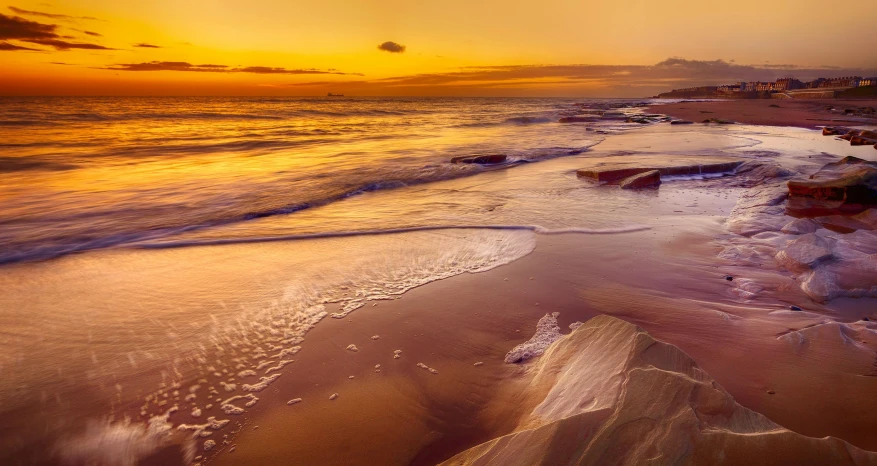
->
8;6;100;21
0;13;111;50
26;38;113;50
0;13;58;40
99;61;362;76
0;40;38;50
133;43;161;48
377;41;405;53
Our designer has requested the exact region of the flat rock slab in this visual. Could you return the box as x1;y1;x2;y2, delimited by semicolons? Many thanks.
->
577;158;742;183
619;170;661;189
787;156;877;215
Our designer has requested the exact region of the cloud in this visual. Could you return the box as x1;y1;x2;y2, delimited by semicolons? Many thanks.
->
26;38;113;50
8;6;100;21
0;13;111;50
133;43;161;48
0;40;38;50
99;61;363;75
377;41;406;53
282;58;877;97
0;13;58;40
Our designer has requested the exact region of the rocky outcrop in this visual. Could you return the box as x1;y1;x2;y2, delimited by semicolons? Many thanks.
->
775;233;833;272
781;218;819;235
619;170;660;189
451;154;507;164
577;161;742;184
443;316;877;466
787;156;877;216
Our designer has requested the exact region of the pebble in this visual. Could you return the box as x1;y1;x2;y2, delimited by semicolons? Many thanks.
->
767;390;776;395
346;344;359;352
374;364;381;369
725;275;734;281
348;375;355;379
286;398;302;406
370;335;380;340
329;393;339;400
473;362;484;366
790;305;802;311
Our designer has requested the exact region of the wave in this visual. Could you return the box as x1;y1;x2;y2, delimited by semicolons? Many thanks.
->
133;224;652;250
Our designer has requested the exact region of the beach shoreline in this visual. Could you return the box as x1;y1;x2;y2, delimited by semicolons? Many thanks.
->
649;99;877;129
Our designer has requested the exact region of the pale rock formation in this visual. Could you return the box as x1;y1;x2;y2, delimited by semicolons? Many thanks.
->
443;316;877;466
775;233;833;272
781;218;819;235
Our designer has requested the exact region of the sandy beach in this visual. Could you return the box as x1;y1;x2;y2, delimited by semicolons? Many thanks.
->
3;99;877;466
649;99;877;129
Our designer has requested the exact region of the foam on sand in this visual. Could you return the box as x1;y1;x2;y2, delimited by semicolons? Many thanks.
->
445;315;877;465
504;312;563;363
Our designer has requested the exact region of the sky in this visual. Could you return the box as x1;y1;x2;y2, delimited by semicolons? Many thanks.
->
1;0;876;96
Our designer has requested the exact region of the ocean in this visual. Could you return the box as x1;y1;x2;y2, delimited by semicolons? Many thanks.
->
0;96;657;264
0;96;802;464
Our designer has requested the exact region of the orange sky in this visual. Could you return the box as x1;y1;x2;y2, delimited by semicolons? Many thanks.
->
1;0;876;96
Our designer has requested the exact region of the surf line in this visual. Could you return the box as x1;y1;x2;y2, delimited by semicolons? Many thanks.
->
133;224;652;249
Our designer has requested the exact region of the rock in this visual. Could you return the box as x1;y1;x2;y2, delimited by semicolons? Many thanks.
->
814;215;874;233
203;440;216;451
781;218;819;235
442;316;877;466
558;116;599;123
822;127;844;136
790;305;802;311
286;398;302;405
345;344;359;352
451;154;507;164
725;275;734;281
775;234;833;272
850;136;877;146
577;161;742;183
619;170;661;189
787;156;877;216
329;393;338;400
799;268;840;303
670;120;693;125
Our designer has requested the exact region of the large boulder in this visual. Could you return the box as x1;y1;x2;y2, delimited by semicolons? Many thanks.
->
619;170;661;189
786;156;877;215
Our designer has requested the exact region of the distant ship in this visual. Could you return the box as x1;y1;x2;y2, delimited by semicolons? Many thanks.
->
327;93;344;97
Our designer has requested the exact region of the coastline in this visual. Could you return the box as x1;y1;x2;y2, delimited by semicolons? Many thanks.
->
649;99;877;129
3;104;877;465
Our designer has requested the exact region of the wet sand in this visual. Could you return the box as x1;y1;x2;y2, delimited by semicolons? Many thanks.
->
649;99;877;129
209;216;877;464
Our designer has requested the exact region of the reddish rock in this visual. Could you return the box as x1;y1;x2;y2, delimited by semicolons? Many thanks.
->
786;156;877;215
619;170;661;189
577;161;742;183
850;136;877;146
